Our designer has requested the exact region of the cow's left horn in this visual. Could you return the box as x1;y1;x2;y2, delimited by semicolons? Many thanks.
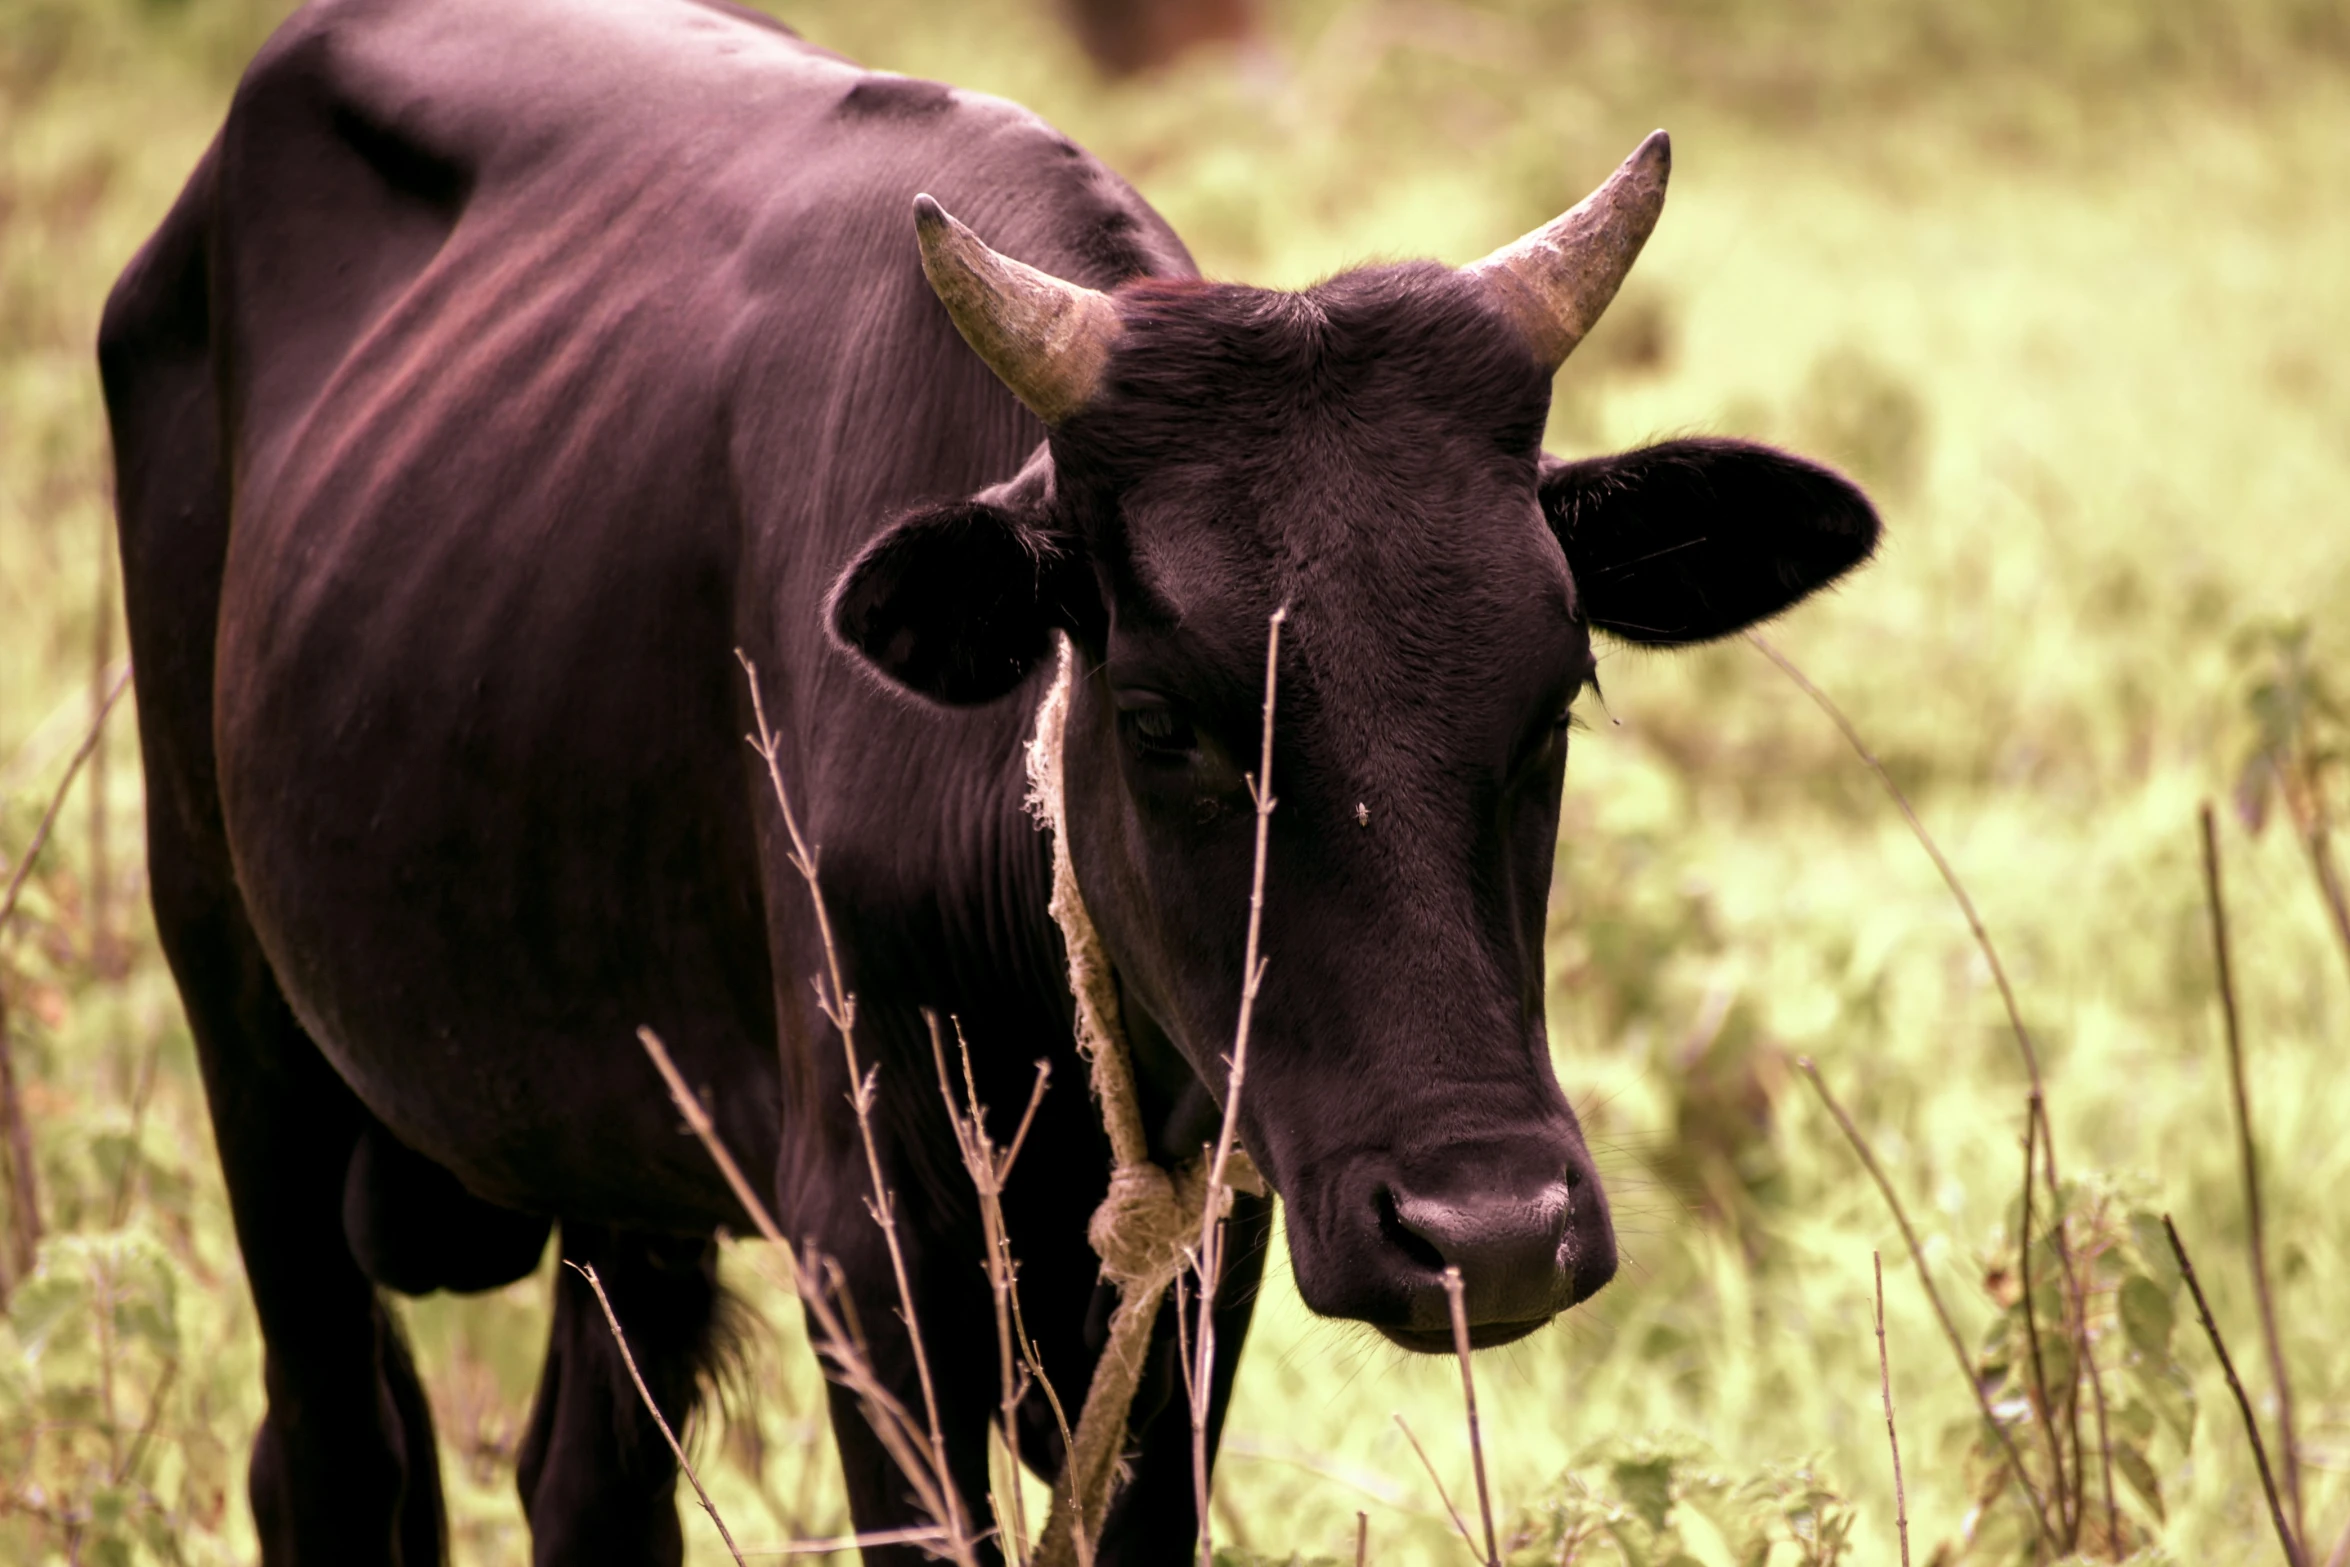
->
913;194;1121;425
1465;130;1671;369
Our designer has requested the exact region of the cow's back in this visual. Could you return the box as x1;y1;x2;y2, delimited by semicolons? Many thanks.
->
105;0;1185;1225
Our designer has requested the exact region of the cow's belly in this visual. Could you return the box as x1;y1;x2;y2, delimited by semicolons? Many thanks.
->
211;401;781;1229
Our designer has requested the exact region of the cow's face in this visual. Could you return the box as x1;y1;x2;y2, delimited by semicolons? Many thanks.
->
832;136;1879;1348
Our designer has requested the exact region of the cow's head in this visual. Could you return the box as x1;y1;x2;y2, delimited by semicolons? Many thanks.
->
831;133;1878;1349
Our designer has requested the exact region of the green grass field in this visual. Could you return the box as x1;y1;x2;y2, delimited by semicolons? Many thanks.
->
5;0;2348;1561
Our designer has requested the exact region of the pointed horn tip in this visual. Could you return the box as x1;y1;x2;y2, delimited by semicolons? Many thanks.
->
911;192;950;230
1604;130;1670;200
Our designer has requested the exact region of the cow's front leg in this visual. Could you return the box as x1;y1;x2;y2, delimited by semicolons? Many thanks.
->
805;1193;1008;1566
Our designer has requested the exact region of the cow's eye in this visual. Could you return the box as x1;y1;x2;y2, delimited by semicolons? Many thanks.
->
1118;697;1197;762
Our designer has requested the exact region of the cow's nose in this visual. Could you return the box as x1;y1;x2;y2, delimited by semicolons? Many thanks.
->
1388;1175;1574;1335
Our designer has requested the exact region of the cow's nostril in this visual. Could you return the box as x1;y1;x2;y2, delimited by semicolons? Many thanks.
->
1375;1185;1447;1275
1387;1180;1575;1323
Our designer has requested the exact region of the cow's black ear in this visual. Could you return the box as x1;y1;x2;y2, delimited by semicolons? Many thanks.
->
1542;438;1880;646
829;470;1078;704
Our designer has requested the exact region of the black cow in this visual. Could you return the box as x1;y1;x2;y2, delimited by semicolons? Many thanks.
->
100;0;1878;1560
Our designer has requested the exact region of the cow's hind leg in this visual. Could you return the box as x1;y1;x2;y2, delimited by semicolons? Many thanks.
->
517;1222;728;1566
153;857;448;1565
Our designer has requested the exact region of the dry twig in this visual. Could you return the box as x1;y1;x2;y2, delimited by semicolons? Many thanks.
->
930;1010;1055;1565
2017;1097;2066;1527
739;652;973;1561
637;1027;966;1555
0;661;134;1293
2323;1514;2350;1567
1440;1267;1498;1567
1754;638;2116;1553
1355;1510;1369;1567
570;1260;750;1567
1748;634;2042;1087
1797;1058;2060;1553
2162;1215;2305;1567
2201;803;2305;1545
1873;1253;1911;1567
744;1524;954;1557
1393;1412;1483;1565
1189;604;1287;1567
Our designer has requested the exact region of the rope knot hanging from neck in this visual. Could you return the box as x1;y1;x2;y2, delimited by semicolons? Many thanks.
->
1023;634;1261;1566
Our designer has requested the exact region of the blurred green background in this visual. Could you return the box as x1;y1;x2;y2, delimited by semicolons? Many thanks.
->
4;0;2348;1561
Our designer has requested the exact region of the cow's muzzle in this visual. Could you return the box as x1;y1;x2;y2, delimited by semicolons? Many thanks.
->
1289;1135;1616;1349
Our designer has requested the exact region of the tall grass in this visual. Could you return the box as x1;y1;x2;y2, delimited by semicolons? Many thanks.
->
4;0;2348;1562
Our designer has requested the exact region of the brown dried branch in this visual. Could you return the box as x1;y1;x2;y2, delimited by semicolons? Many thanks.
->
1440;1267;1498;1567
0;661;134;1294
1863;1251;1913;1567
570;1260;749;1567
87;547;117;974
2067;1159;2119;1555
0;664;131;936
2323;1513;2350;1567
1392;1412;1482;1565
929;1010;1056;1566
2201;803;2306;1545
2162;1215;2306;1567
2017;1096;2066;1527
744;1524;955;1556
636;1026;964;1554
1871;1253;1911;1567
1748;634;2042;1090
1189;604;1287;1567
1797;1058;2061;1554
1355;1510;1369;1567
739;652;972;1560
1754;638;2116;1555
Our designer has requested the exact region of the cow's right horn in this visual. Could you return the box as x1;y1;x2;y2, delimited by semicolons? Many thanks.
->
914;194;1121;425
1464;130;1671;369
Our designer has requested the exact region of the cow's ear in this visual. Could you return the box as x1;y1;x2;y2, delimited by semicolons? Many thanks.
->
828;458;1080;705
1542;438;1880;646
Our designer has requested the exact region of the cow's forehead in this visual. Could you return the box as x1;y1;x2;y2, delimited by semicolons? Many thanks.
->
1066;262;1585;724
1099;442;1583;769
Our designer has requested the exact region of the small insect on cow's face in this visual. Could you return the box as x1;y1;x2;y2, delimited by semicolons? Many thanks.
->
831;132;1882;1348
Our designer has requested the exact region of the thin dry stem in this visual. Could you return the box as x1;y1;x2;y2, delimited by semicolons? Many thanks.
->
117;1358;177;1487
87;544;116;974
1756;638;2106;1554
1797;1058;2061;1553
0;661;133;1290
2163;1215;2306;1567
0;664;131;935
1874;1253;1911;1567
1393;1412;1482;1565
1440;1267;1499;1567
740;651;969;1559
1190;604;1287;1567
637;1027;963;1550
930;1010;1055;1566
2017;1097;2066;1525
1749;634;2042;1089
570;1260;749;1567
2066;1152;2120;1555
1355;1511;1369;1567
2323;1513;2350;1567
746;1524;953;1556
2202;803;2305;1545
